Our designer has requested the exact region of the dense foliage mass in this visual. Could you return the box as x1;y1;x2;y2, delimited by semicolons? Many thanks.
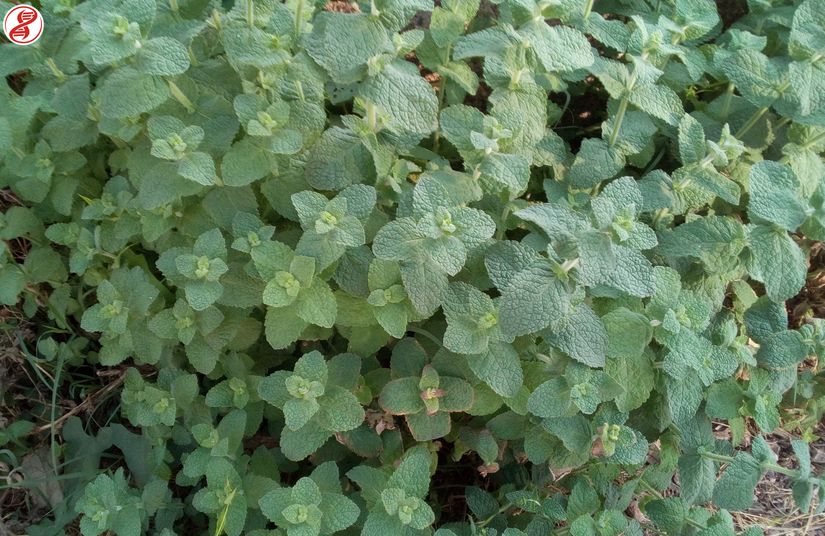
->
2;0;825;534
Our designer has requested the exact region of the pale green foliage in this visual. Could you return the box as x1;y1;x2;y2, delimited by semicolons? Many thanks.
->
2;0;824;535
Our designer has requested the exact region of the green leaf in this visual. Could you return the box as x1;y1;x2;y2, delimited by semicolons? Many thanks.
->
467;341;524;398
605;352;654;413
296;280;337;328
221;138;270;187
528;378;574;419
756;330;808;369
317;386;365;432
386;446;432;498
522;22;594;72
605;245;655;297
748;161;807;231
179;152;216;186
305;127;374;191
603;308;652;359
745;296;788;342
679;441;717;505
380;377;425;415
627;84;684;126
498;261;570;338
712;452;763;511
666;374;703;424
546;303;608;368
443;282;501;354
134;37;190;76
96;68;169;118
721;49;784;108
360;61;439;138
265;307;308;349
305;12;392;83
185;280;223;311
645;499;687;535
747;224;807;301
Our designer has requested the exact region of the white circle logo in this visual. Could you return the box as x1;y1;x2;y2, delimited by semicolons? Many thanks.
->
3;4;43;46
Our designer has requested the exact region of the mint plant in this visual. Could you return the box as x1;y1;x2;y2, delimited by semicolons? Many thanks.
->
2;0;825;535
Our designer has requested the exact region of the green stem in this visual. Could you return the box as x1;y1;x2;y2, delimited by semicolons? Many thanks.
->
45;58;66;82
170;0;179;12
211;9;223;31
698;152;716;169
698;449;734;464
638;479;706;530
642;145;666;175
735;79;791;138
720;83;734;119
802;129;825;150
407;326;445;350
698;449;802;478
561;257;579;273
294;0;303;41
734;106;768;139
608;97;630;148
774;116;791;131
496;204;511;240
582;0;595;19
638;478;663;499
433;45;451;152
214;487;237;536
779;129;825;164
651;208;669;228
762;462;801;478
246;0;254;28
608;52;647;149
50;349;66;476
167;80;195;113
477;502;513;528
366;101;377;131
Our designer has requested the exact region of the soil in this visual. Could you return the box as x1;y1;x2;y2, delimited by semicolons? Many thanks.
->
788;243;825;328
729;424;825;535
715;0;749;29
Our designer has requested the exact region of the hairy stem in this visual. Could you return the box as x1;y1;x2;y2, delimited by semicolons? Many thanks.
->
294;0;304;41
608;97;630;148
366;101;377;131
477;502;513;528
407;326;445;350
168;80;195;113
734;106;768;139
246;0;254;28
720;83;734;118
496;204;511;240
608;52;648;149
698;449;802;478
45;58;66;81
582;0;595;19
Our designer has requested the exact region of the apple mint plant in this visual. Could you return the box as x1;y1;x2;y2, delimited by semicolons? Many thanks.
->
1;0;824;535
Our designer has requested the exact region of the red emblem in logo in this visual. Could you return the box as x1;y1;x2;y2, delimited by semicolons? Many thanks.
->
3;5;43;46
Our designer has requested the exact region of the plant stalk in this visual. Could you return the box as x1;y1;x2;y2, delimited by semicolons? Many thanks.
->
698;449;802;478
407;326;445;350
582;0;595;19
45;58;66;81
608;52;648;149
246;0;254;28
734;106;768;139
294;0;304;41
